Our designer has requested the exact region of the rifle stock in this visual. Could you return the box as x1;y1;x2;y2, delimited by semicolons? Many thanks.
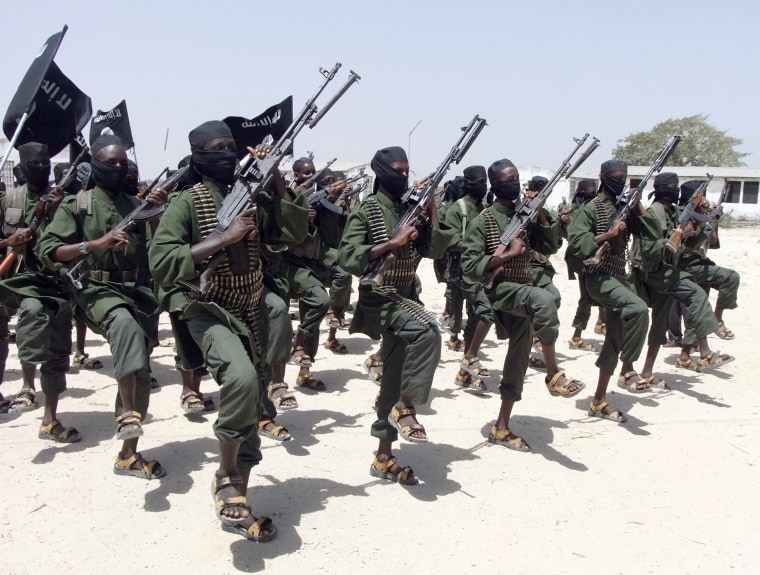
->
698;181;730;257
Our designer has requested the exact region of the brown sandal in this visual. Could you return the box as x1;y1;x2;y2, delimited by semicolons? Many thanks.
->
267;382;298;410
369;456;419;485
388;405;427;443
114;451;165;479
545;371;586;397
588;400;626;423
38;419;81;443
617;371;650;393
461;356;490;378
569;338;596;352
289;346;313;368
455;372;489;394
488;426;531;451
258;418;292;441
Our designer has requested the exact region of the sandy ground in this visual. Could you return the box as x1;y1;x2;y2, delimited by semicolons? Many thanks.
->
1;227;759;575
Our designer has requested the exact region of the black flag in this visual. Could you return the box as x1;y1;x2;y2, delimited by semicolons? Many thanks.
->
223;96;293;159
69;132;91;164
3;25;67;139
4;62;93;156
89;99;134;148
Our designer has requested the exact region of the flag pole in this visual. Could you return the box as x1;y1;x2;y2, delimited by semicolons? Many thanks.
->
0;112;31;174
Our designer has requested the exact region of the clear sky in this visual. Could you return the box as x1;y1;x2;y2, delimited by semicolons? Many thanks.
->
2;0;758;179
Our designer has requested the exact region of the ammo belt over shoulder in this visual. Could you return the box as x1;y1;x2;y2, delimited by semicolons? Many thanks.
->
365;197;417;288
482;209;534;285
585;196;628;279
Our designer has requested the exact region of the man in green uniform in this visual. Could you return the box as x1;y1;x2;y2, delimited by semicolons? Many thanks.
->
149;120;308;541
442;165;494;392
631;173;733;380
671;179;740;346
461;159;584;452
567;160;650;422
37;135;166;479
0;143;79;444
338;146;452;485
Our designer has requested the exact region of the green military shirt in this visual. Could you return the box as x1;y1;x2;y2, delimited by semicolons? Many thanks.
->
149;179;309;314
0;185;70;314
35;186;158;337
338;191;455;339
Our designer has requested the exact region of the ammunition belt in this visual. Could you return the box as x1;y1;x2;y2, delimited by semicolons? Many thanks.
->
379;285;446;333
189;184;264;356
585;196;629;278
88;269;137;283
365;197;418;288
482;209;534;285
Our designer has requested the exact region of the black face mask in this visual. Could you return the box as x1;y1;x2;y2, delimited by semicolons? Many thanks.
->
21;161;51;189
464;181;487;199
192;149;238;186
654;185;679;204
600;173;627;197
123;177;139;196
91;158;128;193
491;179;521;200
375;167;408;198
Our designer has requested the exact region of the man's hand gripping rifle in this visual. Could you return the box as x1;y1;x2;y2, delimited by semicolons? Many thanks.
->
664;173;713;254
483;133;600;289
359;114;487;287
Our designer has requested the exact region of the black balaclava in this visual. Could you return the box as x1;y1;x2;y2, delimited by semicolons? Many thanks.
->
91;136;129;193
679;180;703;207
371;146;408;198
18;142;51;189
574;179;598;207
651;172;679;204
463;165;487;200
292;157;315;184
488;159;521;200
189;121;238;185
599;160;628;197
527;175;549;192
13;165;26;187
444;176;465;202
123;159;140;196
332;170;346;182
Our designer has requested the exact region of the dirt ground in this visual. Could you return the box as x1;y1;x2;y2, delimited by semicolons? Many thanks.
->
1;227;758;575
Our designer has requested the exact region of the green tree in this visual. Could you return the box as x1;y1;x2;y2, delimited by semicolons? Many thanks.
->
613;114;748;167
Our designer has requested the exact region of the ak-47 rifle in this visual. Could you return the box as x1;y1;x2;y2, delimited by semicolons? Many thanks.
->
186;63;361;294
66;165;189;289
664;173;713;254
0;145;90;278
584;134;682;266
359;114;487;286
306;166;369;215
483;133;600;289
698;180;731;257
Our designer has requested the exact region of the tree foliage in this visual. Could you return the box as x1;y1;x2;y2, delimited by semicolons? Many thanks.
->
612;114;748;167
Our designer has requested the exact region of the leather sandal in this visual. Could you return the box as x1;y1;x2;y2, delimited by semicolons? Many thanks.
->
545;371;585;397
588;400;626;423
38;419;81;443
369;456;419;485
115;410;143;440
114;451;165;479
8;389;39;413
488;426;530;451
267;381;298;410
388;405;427;443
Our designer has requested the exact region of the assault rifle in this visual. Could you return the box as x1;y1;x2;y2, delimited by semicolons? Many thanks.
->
360;114;487;286
584;134;681;266
66;166;189;289
664;173;713;254
698;180;731;257
186;63;360;293
307;167;368;213
0;145;90;278
483;133;600;289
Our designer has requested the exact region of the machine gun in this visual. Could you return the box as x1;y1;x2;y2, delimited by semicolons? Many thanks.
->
584;134;681;266
66;165;189;289
359;114;487;286
698;180;731;257
186;63;360;293
664;173;713;253
483;133;600;289
0;145;90;278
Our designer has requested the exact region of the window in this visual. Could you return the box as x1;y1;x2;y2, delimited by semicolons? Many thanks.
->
742;181;759;204
726;181;742;203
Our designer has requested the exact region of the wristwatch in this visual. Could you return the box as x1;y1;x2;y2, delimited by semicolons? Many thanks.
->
78;241;88;254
